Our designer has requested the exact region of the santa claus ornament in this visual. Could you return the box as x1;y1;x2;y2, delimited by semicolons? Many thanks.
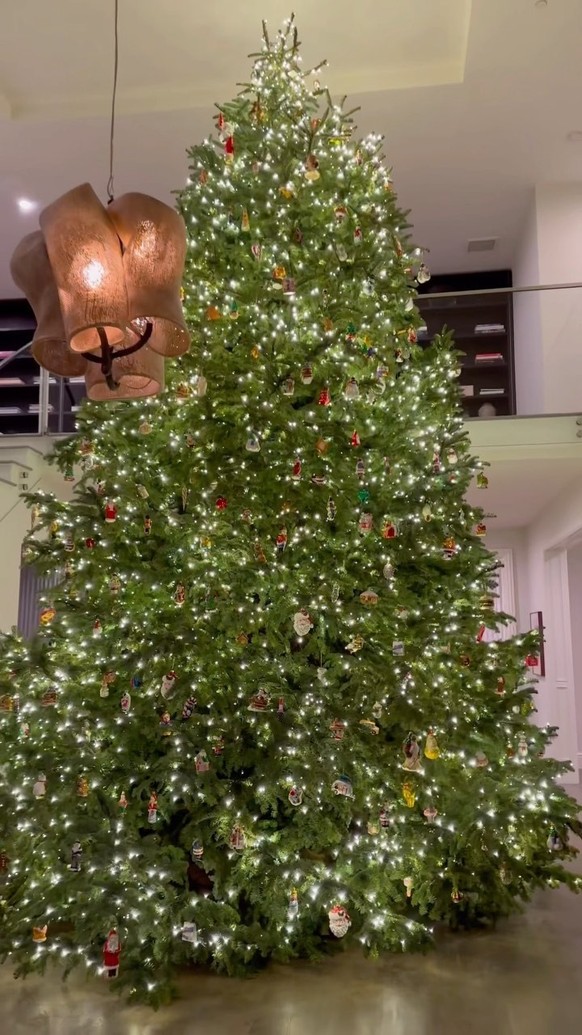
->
102;929;121;979
293;610;313;637
104;501;117;523
328;904;351;938
161;671;177;699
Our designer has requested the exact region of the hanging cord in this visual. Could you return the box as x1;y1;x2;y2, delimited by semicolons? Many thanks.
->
106;0;119;203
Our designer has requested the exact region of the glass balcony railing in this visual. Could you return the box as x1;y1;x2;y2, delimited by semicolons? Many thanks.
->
0;282;581;436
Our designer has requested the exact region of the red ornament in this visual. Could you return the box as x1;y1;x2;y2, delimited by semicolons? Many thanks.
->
224;135;234;161
102;929;121;979
382;520;398;540
216;496;228;510
292;458;302;480
85;537;96;549
104;501;117;523
476;625;486;643
350;431;361;447
407;328;417;344
525;654;539;668
318;387;331;406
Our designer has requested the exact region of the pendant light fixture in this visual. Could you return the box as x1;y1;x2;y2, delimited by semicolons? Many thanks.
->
10;0;190;401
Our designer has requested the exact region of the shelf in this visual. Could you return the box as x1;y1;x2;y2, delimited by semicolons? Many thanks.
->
463;393;509;401
461;361;507;370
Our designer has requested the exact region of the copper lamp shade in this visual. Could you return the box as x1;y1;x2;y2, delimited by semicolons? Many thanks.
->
10;232;88;378
109;193;189;357
10;182;190;401
85;344;164;401
39;183;128;354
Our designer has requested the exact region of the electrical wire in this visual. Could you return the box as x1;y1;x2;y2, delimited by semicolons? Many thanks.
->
106;0;119;203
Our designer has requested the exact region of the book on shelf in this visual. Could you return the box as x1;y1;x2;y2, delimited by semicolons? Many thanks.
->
474;323;505;334
479;387;505;396
474;352;504;363
460;385;474;397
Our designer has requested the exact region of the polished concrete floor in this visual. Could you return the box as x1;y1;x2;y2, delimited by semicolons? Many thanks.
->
1;873;580;1035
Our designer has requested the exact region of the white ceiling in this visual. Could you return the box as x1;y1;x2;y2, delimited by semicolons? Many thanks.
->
1;0;582;298
466;456;582;529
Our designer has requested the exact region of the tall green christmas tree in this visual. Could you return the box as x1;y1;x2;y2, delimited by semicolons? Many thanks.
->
0;18;579;1006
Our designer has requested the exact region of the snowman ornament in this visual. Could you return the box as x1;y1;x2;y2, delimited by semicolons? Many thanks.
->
293;610;313;637
33;773;47;799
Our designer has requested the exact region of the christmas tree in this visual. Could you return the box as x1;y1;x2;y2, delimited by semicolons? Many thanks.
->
0;17;580;1007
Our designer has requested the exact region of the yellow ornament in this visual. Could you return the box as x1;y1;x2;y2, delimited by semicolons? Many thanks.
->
77;775;89;798
424;730;440;760
39;607;56;626
402;782;416;808
250;346;261;360
273;266;286;281
200;536;212;548
279;185;295;199
206;305;222;321
367;822;379;836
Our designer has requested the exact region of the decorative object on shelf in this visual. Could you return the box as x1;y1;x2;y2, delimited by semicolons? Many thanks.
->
9;0;189;401
528;611;545;677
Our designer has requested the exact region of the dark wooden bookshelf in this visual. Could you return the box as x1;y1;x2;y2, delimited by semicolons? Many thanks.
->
416;270;515;417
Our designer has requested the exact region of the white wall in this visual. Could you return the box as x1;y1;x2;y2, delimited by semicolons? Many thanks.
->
567;542;582;764
0;438;72;634
485;528;529;631
512;183;582;416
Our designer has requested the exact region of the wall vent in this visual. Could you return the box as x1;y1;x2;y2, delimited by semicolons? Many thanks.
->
467;237;497;252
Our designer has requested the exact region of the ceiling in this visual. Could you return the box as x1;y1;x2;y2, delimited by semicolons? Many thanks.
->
1;0;582;298
466;455;582;529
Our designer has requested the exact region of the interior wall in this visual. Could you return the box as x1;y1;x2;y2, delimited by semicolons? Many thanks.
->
512;191;543;415
485;528;529;630
567;542;582;767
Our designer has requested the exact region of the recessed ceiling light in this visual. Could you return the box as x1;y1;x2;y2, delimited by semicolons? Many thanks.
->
17;197;37;213
566;130;582;142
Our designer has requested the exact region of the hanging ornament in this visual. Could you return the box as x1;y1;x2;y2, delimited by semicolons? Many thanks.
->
174;583;186;605
360;589;379;606
474;751;489;768
346;635;364;654
476;472;489;489
496;677;506;696
139;420;153;435
33;773;47;799
446;447;458;465
41;688;58;707
318;386;331;406
315;437;329;455
317;666;328;684
326;498;337;522
229;824;246;851
379;805;392;829
212;734;225;755
109;575;121;595
304;154;320;181
191;839;204;860
525;653;539;668
282;277;296;297
194;374;207;397
371;701;383;720
70;841;83;872
392;640;405;656
159;711;172;734
547;828;564;852
273;266;286;283
181;695;196;721
176;382;191;400
407;328;417;344
224;135;235;162
402;782;416;808
331;582;340;603
332;775;354;798
424;729;440;760
383;560;395;580
381;517;397;542
292;225;304;245
336;243;348;262
104;501;117;523
143;515;152;536
147;792;158;823
422;504;433;522
246;433;261;453
323;316;334;332
254;541;267;564
291;457;302;481
118;791;128;809
77;775;89;798
423;805;438;823
359;718;379;735
160;672;177;699
195;750;210;774
120;691;131;715
355;459;366;479
402;733;422;771
280;184;295;200
517;734;529;758
329;718;346;741
229;300;239;321
353;227;363;246
350;430;361;448
180;922;198;945
49;521;59;540
205;305;221;321
32;925;48;944
328;904;351;938
288;785;303;807
248;688;270;712
241;208;250;232
215;496;228;511
344;377;359;400
276;527;288;552
334;205;348;221
282;377;295;396
416;262;431;284
442;537;457;560
293;610;313;637
288;888;299;920
39;606;56;626
358;512;373;534
357;488;370;505
251;242;262;261
301;365;313;384
432;450;442;474
451;889;463;904
102;929;121;979
136;484;149;503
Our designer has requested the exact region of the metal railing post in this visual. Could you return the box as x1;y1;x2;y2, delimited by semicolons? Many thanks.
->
38;366;50;436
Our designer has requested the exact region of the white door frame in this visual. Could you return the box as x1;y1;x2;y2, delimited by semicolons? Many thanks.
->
543;533;582;782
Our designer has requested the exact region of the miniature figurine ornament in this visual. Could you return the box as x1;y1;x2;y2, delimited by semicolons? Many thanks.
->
102;929;121;979
328;904;351;938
